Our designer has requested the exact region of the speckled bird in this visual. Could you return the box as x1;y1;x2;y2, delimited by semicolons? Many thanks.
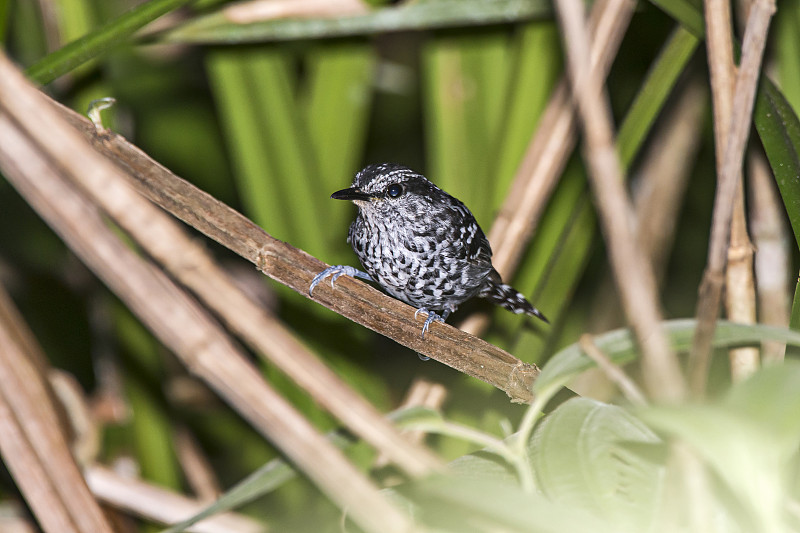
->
310;163;548;337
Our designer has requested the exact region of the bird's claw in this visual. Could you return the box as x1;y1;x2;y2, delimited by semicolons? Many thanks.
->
309;265;372;296
414;308;446;339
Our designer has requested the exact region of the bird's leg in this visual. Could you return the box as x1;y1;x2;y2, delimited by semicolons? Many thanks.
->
414;308;446;339
309;265;373;296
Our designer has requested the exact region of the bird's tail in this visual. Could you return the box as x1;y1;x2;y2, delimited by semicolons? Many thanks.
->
479;271;549;324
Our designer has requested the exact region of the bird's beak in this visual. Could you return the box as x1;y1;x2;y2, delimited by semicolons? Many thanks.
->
330;187;374;201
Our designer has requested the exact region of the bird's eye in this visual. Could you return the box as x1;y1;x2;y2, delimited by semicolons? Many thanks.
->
387;183;404;198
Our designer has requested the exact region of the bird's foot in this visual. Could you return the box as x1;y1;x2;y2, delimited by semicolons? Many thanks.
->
414;308;448;339
309;265;373;296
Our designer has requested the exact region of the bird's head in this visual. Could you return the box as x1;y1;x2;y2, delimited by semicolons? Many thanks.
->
331;163;438;219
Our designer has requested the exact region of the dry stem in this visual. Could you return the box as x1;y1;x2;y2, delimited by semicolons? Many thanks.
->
461;0;637;335
689;0;775;394
0;286;113;533
702;0;759;383
555;0;686;402
86;465;262;532
749;149;791;362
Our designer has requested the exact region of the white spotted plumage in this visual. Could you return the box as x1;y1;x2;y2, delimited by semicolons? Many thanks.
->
311;163;548;337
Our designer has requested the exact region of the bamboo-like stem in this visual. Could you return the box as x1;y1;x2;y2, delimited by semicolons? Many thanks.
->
0;287;114;533
726;184;759;382
689;0;775;394
0;391;78;533
701;0;759;383
460;0;637;335
86;465;263;532
555;0;686;402
748;149;790;362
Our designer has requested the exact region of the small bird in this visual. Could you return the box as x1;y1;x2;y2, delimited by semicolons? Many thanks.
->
310;163;548;338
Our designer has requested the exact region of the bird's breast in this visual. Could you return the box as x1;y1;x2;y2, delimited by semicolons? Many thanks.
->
348;213;489;310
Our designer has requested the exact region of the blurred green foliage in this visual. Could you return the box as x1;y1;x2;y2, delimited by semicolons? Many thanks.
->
3;0;800;531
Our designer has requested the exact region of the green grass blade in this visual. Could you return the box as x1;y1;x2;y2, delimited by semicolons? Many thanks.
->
774;1;800;113
422;30;511;221
0;0;12;43
26;0;197;85
206;48;294;242
491;22;562;207
648;0;704;37
534;320;800;394
206;47;331;258
616;25;700;168
159;435;349;532
158;0;552;44
303;41;374;257
754;80;800;252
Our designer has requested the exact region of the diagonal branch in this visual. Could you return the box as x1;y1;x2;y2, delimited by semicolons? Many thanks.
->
0;52;442;478
6;54;540;404
0;100;412;533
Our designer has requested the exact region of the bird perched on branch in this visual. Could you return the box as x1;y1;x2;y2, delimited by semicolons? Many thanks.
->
310;163;548;338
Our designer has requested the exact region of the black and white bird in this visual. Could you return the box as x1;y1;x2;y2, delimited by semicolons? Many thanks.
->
310;163;548;337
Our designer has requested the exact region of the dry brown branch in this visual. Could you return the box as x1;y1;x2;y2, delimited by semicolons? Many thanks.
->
461;0;637;335
702;0;759;383
689;0;775;394
86;465;263;533
0;53;442;478
174;427;222;503
749;149;790;362
0;393;76;533
0;286;113;533
555;0;686;402
726;187;759;382
589;78;706;334
0;63;412;532
575;80;704;401
42;83;541;404
633;79;707;285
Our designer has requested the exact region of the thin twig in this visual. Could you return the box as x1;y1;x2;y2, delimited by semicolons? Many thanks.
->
86;465;263;533
174;427;221;503
555;0;686;402
461;0;637;335
578;335;647;405
689;0;776;394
